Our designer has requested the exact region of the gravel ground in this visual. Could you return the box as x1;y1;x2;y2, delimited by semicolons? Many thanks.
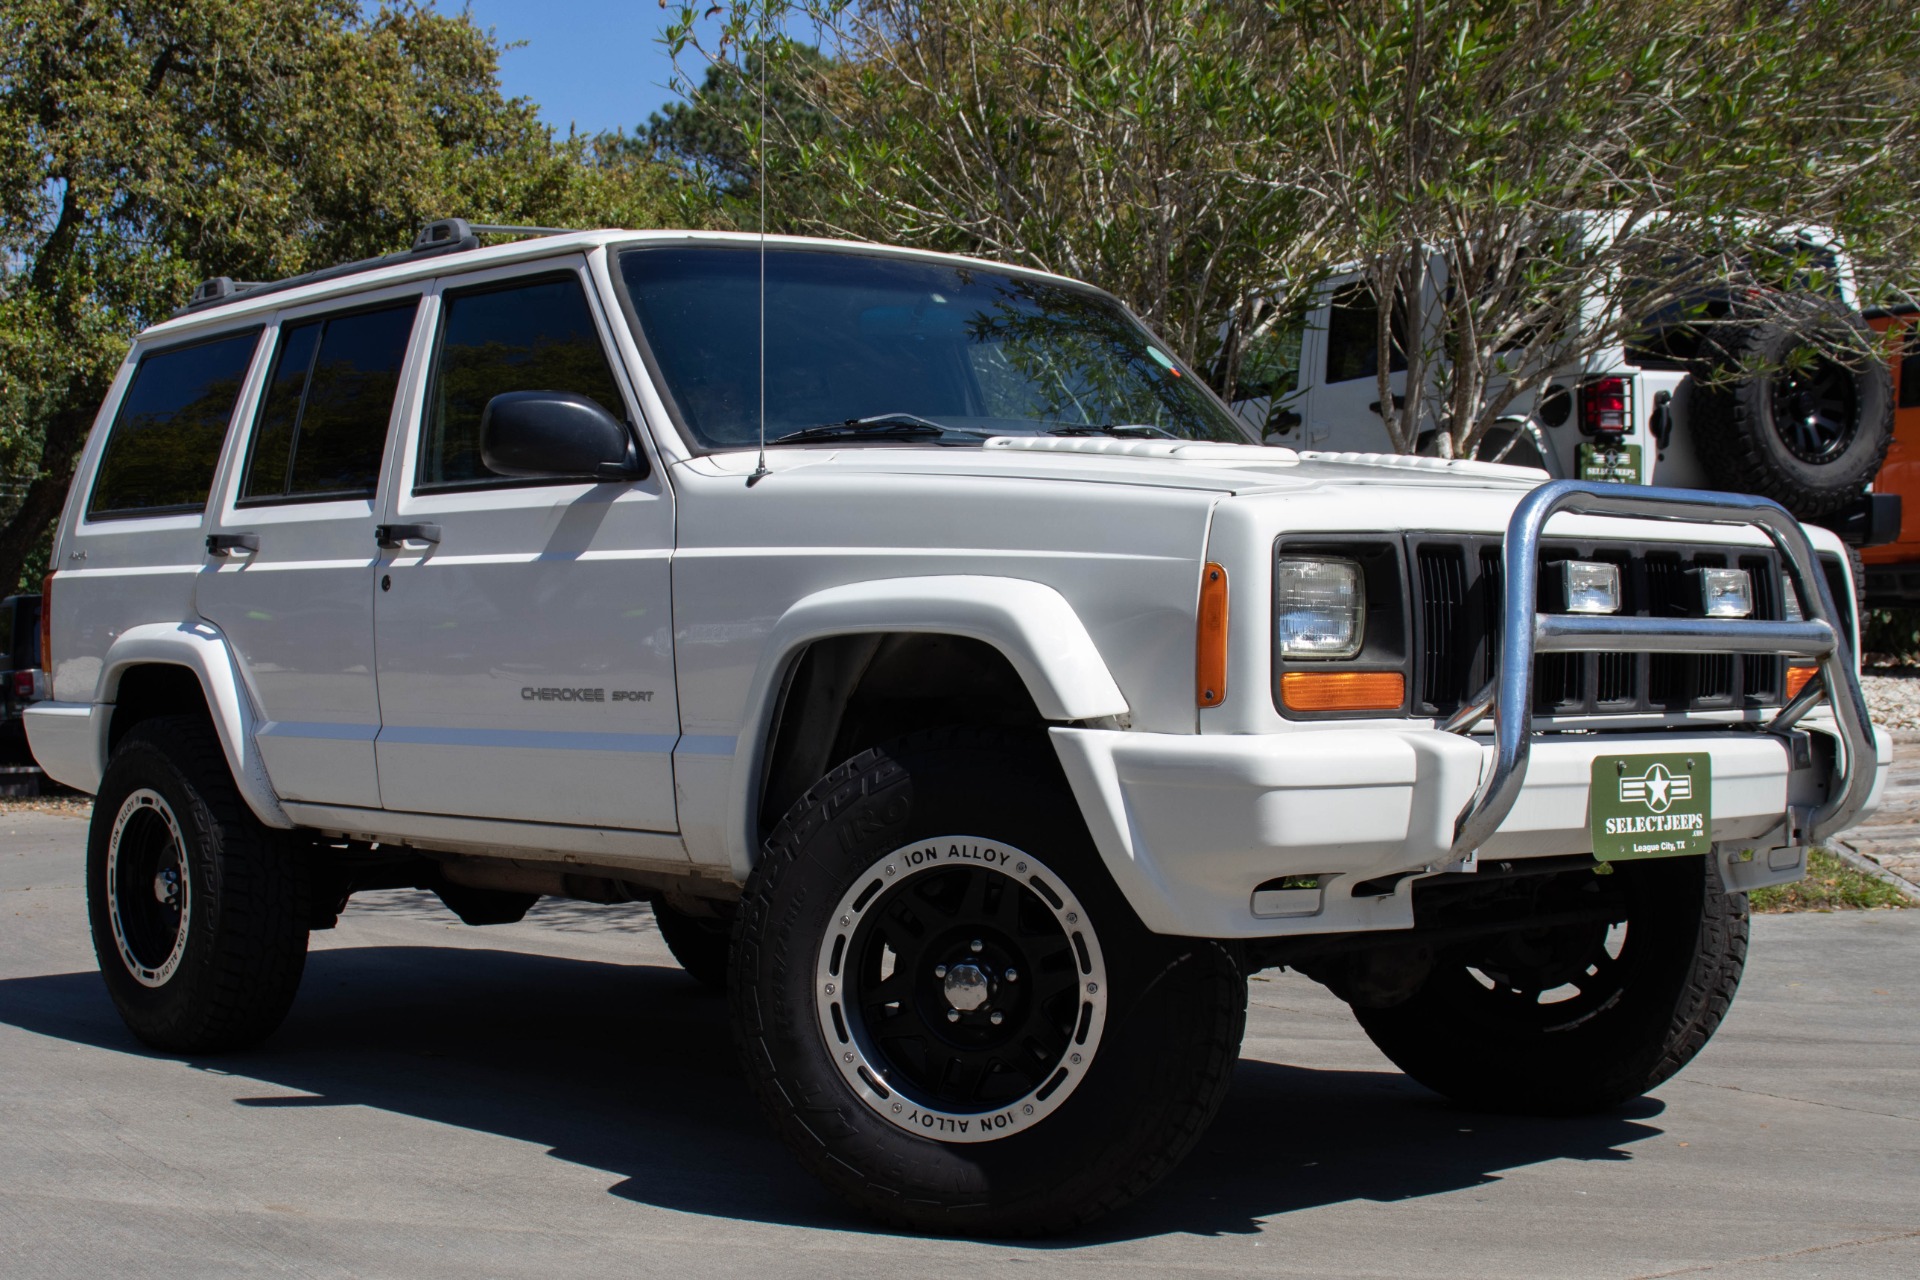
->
1863;664;1920;730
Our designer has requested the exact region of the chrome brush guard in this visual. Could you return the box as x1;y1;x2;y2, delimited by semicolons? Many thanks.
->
1447;480;1876;858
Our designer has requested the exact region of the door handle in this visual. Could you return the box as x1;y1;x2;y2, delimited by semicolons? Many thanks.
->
1367;395;1407;416
375;523;442;549
206;533;260;557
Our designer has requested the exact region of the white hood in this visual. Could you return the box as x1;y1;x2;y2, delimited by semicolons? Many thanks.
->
686;434;1549;499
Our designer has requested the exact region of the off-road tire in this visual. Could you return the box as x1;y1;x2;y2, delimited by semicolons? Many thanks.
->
1691;313;1892;519
731;728;1246;1237
653;898;731;990
1353;854;1747;1114
87;716;310;1053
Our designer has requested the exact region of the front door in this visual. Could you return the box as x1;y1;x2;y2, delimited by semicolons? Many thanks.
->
372;258;680;832
197;289;424;808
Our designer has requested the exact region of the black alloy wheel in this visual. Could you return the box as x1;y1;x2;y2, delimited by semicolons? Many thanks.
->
105;790;193;987
1690;311;1892;519
822;844;1106;1138
88;715;311;1052
1769;351;1859;463
1353;855;1747;1115
733;728;1245;1236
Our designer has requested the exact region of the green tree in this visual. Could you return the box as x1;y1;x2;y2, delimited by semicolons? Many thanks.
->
0;1;679;594
1277;0;1920;458
672;0;1920;454
615;43;833;206
664;1;1331;389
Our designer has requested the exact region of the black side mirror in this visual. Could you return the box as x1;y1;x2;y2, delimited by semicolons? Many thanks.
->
480;391;644;480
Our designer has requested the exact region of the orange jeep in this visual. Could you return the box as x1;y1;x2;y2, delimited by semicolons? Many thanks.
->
1863;308;1920;605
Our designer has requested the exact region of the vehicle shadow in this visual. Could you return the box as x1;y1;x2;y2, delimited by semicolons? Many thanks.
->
0;943;1666;1244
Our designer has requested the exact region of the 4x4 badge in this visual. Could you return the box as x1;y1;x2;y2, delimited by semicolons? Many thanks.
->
1619;762;1691;814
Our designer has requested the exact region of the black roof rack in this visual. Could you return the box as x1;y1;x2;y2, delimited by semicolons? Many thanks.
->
174;219;580;317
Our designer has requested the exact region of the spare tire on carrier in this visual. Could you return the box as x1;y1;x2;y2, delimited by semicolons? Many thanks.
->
1689;308;1892;520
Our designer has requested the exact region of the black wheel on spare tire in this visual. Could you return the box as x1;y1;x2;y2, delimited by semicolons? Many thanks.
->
1352;855;1746;1115
731;728;1246;1237
651;897;731;991
1690;311;1892;519
87;715;311;1053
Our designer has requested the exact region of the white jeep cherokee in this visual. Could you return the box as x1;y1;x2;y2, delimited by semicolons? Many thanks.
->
27;221;1889;1237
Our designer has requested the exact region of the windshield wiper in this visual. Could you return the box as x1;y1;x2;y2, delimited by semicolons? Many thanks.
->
1047;423;1178;439
768;412;955;445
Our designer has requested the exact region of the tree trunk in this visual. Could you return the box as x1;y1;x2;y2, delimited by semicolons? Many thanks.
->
0;393;102;596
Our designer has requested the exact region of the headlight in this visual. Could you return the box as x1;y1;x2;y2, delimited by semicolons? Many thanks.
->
1276;558;1364;658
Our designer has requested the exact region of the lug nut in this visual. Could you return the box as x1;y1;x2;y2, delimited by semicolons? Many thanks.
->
1004;968;1019;983
946;1008;961;1023
970;938;983;953
934;964;948;978
989;1011;1004;1025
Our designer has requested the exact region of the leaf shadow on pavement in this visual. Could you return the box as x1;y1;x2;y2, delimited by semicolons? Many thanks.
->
0;944;1666;1245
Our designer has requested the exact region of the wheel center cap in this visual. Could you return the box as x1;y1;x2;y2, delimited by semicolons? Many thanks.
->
943;961;991;1011
153;868;179;907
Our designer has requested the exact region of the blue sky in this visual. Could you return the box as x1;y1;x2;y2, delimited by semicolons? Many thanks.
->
453;1;694;138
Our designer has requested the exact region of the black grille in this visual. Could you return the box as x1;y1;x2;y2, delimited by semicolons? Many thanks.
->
1409;535;1796;717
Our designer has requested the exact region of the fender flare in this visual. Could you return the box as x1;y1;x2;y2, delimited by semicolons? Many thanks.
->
723;575;1129;878
96;621;294;829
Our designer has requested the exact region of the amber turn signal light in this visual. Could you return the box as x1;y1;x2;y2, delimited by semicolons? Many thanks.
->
1785;664;1817;700
1197;563;1228;707
1280;670;1405;712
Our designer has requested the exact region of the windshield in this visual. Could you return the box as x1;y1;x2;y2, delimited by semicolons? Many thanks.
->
616;245;1252;449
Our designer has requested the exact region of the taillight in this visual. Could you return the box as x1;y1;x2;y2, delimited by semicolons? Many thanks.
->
1579;376;1630;435
39;571;53;679
11;671;32;699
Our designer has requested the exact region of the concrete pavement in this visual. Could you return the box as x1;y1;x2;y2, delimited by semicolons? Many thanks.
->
3;806;1917;1278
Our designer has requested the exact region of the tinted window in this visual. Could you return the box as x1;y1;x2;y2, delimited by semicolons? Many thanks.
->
241;303;414;503
419;274;624;489
618;246;1249;449
1323;284;1407;383
1235;318;1304;403
88;331;259;518
1901;325;1920;411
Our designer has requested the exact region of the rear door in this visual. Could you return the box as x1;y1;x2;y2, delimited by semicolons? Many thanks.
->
59;327;266;706
196;287;425;808
371;257;680;831
1305;276;1405;452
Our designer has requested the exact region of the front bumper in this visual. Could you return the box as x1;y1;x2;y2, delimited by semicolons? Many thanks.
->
1064;480;1884;940
1052;721;1891;938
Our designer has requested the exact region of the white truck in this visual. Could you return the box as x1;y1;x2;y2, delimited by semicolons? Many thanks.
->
1232;252;1897;532
27;221;1888;1236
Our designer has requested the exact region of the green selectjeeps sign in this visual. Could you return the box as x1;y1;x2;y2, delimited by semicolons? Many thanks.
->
1589;752;1713;860
1577;441;1642;484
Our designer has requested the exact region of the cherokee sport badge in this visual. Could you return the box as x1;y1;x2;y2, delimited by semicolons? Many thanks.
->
1589;752;1713;860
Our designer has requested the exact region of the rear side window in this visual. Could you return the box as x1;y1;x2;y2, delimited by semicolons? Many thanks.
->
87;330;260;519
417;273;624;490
241;302;416;503
1323;284;1408;383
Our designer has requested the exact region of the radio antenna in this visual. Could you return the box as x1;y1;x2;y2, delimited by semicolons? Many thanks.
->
747;6;771;487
